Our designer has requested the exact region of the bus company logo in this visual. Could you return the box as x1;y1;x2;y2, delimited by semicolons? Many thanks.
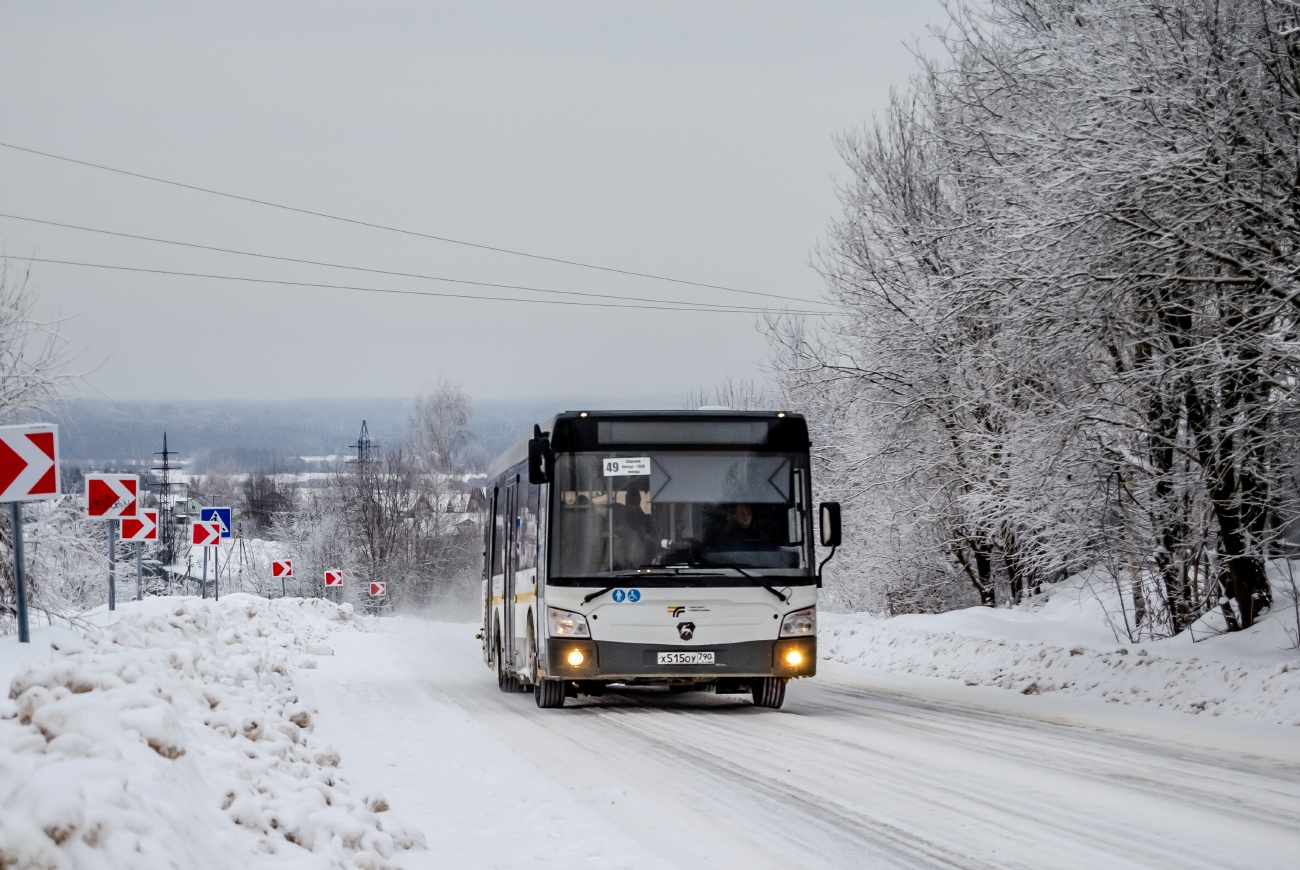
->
677;622;695;641
667;605;686;617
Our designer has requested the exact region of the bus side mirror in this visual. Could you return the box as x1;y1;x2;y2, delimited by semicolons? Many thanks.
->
819;502;841;548
528;425;552;485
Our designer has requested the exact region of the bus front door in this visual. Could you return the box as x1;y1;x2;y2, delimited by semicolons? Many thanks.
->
503;481;519;673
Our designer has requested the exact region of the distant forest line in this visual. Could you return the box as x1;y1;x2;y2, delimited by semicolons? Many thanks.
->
49;395;677;473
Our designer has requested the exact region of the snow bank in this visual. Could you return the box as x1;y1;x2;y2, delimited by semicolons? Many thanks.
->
0;595;424;870
823;573;1300;726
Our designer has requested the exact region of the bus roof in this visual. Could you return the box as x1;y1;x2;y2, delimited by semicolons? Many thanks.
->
486;410;807;482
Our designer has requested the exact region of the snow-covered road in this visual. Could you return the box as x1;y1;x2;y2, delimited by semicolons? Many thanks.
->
299;619;1300;870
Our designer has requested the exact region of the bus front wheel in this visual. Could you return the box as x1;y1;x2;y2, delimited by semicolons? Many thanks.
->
535;678;566;708
751;677;787;709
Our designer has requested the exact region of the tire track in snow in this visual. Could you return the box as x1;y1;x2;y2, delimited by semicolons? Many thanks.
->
804;680;1300;831
356;623;1300;870
574;689;1223;870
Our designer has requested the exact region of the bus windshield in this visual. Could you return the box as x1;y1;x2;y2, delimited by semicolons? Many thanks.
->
550;451;811;579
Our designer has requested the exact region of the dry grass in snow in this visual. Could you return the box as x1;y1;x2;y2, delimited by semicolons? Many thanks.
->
0;595;424;870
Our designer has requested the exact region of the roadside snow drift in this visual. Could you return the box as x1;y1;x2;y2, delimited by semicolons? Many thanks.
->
822;573;1300;726
0;596;424;870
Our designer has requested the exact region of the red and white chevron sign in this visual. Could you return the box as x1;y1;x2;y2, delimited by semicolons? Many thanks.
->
273;560;293;578
324;570;343;587
86;474;139;519
120;509;158;542
0;424;60;503
369;581;386;597
191;520;222;547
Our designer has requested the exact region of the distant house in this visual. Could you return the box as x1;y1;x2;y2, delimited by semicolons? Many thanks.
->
404;495;437;521
248;491;293;516
461;487;488;513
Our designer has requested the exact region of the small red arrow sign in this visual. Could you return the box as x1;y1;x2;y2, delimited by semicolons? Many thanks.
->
273;560;293;578
0;425;60;503
192;521;221;546
369;581;386;597
86;474;138;519
121;509;158;541
324;570;343;586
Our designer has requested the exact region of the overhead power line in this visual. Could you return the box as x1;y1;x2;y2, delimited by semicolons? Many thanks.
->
0;212;830;312
0;140;817;305
17;256;826;316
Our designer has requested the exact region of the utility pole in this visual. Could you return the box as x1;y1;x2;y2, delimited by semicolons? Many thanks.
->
151;433;182;568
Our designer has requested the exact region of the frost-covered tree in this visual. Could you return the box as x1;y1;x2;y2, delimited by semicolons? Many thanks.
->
772;0;1300;633
0;259;84;633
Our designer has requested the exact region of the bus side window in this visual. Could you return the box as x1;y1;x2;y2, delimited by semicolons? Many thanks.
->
521;482;539;571
492;487;505;576
483;488;494;578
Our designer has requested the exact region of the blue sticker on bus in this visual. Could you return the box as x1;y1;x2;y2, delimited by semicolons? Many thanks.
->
612;589;626;603
627;589;641;602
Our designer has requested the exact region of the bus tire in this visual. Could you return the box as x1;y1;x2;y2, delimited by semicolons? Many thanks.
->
535;678;566;708
496;636;517;693
751;677;787;709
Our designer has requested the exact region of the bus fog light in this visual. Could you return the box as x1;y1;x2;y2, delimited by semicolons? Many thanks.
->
780;606;816;637
566;649;586;667
784;649;804;667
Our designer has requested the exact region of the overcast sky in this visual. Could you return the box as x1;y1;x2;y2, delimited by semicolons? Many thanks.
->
1;1;943;403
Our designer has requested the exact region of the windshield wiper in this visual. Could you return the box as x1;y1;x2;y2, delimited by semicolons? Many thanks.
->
580;567;787;604
725;567;788;602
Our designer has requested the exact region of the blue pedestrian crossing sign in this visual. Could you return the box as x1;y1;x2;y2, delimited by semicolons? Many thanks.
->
201;507;233;539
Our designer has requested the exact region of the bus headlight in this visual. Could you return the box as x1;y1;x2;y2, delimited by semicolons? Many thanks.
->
779;606;816;637
548;607;590;638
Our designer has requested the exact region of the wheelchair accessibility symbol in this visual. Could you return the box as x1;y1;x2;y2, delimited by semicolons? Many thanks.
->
628;589;641;602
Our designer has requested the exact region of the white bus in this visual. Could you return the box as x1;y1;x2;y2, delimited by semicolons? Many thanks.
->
479;410;840;709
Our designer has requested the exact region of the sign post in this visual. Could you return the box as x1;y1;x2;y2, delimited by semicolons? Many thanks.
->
10;502;28;642
121;509;158;602
0;424;61;642
108;521;117;610
85;474;139;612
273;560;293;597
200;508;231;602
191;520;221;598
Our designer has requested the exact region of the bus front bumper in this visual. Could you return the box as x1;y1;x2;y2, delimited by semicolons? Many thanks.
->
543;637;816;682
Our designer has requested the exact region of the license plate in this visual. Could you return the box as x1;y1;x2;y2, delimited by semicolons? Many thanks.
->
657;651;715;665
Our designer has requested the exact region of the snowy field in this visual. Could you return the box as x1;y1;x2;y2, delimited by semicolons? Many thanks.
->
3;591;1300;869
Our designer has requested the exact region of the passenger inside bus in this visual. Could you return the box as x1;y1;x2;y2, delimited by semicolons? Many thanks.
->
617;476;656;567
